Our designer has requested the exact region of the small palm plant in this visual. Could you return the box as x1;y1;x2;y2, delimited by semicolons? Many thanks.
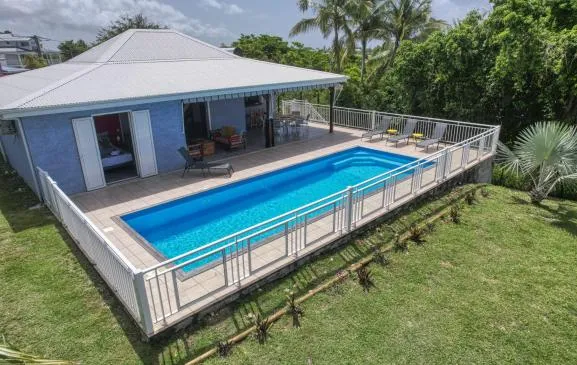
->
285;289;304;328
497;122;577;203
215;340;233;357
248;312;272;345
356;264;375;292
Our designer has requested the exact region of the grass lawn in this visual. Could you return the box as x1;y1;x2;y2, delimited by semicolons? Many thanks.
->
207;187;577;364
1;162;576;364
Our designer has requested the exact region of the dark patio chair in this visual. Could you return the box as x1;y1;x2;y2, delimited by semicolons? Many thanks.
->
361;116;392;141
387;118;418;147
179;145;203;177
416;122;447;152
178;146;234;178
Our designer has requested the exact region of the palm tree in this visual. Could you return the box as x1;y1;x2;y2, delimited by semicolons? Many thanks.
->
497;122;577;203
349;0;385;83
290;0;357;73
379;0;446;68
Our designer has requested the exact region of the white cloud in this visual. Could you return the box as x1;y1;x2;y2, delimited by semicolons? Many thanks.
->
225;4;244;15
202;0;223;9
0;0;234;42
200;0;244;15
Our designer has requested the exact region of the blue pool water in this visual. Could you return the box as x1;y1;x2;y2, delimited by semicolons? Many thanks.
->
122;147;418;269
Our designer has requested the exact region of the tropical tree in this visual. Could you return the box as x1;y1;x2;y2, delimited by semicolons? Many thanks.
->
375;0;577;142
58;40;89;61
232;34;291;63
22;54;47;69
349;0;385;83
290;0;357;73
497;122;577;203
95;13;166;44
380;0;446;67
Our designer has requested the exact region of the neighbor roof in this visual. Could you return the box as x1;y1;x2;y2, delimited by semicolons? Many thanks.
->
0;48;36;53
0;33;32;42
0;29;346;118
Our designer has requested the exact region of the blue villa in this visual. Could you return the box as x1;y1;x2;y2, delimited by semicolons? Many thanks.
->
0;29;346;196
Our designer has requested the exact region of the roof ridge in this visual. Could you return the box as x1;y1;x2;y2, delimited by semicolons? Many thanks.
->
3;64;104;110
66;29;236;64
96;30;137;63
170;30;240;59
105;57;236;64
240;57;347;78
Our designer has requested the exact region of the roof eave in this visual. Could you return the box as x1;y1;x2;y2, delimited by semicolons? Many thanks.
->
0;77;347;119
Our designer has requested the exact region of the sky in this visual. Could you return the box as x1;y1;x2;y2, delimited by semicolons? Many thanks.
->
0;0;492;51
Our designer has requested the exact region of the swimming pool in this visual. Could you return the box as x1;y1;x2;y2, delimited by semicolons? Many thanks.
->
122;147;419;270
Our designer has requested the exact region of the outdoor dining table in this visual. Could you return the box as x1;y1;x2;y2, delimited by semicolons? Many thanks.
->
274;117;306;137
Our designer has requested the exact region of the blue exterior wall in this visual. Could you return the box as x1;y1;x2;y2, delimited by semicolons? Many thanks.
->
209;98;246;133
0;122;38;195
146;100;185;174
21;100;185;195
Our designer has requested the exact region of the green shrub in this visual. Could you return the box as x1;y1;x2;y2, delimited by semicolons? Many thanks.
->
216;340;233;357
356;265;375;292
493;165;577;201
465;190;477;205
492;165;529;191
449;205;462;224
408;223;426;244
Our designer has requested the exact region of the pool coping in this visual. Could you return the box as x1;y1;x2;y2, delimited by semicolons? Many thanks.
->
114;145;423;278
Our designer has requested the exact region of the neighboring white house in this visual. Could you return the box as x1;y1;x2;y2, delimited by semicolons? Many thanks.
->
0;32;61;73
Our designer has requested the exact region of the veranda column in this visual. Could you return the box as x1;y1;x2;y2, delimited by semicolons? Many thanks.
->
329;86;335;134
268;92;275;118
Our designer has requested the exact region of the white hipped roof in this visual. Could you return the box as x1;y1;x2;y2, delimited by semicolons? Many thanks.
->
0;29;346;118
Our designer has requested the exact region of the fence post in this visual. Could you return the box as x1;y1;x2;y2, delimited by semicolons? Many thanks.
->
413;164;422;194
478;135;486;160
345;186;354;232
461;143;470;168
491;126;501;154
133;271;155;336
370;111;376;130
442;149;451;180
48;179;62;220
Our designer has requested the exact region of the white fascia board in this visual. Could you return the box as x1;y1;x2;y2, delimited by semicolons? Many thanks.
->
0;78;346;119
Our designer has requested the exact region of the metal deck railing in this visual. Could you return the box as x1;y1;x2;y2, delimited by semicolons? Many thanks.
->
36;102;500;336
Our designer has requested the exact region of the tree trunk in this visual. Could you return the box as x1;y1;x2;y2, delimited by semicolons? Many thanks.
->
529;188;546;204
384;37;401;70
333;23;341;73
361;38;367;84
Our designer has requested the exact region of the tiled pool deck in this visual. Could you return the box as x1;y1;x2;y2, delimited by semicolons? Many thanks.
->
72;125;431;270
71;124;486;333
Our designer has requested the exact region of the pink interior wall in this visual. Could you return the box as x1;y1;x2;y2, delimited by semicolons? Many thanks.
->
93;114;121;145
